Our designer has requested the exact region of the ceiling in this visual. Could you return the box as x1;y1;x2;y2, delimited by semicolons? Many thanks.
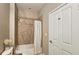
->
16;3;46;13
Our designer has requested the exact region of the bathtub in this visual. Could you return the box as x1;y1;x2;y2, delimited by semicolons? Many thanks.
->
15;44;34;55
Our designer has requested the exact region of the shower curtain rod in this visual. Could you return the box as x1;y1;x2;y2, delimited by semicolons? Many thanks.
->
18;16;39;20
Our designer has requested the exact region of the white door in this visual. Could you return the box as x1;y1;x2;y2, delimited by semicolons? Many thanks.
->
53;10;62;55
48;13;54;55
49;9;62;55
62;4;72;54
48;4;72;55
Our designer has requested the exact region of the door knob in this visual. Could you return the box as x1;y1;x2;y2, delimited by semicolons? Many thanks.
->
49;40;52;44
58;18;61;20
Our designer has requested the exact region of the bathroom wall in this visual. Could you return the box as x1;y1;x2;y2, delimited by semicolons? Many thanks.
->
39;3;61;54
18;8;38;19
0;3;10;54
18;19;34;45
17;7;39;45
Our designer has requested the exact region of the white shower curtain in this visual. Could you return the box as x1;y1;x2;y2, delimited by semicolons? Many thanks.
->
34;20;41;54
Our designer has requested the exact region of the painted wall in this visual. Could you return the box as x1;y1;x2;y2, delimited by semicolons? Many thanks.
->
0;3;10;54
39;3;61;54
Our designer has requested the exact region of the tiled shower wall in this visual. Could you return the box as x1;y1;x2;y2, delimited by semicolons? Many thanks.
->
18;19;34;45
